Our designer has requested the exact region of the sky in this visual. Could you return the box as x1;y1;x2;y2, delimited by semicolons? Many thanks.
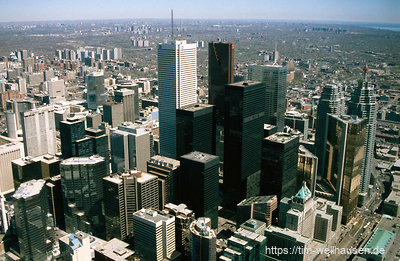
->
1;0;400;24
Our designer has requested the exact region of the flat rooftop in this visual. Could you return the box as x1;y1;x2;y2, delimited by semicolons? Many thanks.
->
13;179;45;200
265;132;298;144
61;155;104;166
238;195;277;206
148;155;180;169
364;228;394;252
133;209;174;225
181;151;219;164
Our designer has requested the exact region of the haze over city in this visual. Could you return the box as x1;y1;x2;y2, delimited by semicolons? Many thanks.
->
0;1;399;260
0;0;400;24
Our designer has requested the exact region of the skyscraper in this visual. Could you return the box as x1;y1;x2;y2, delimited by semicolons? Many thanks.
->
147;155;180;209
60;118;86;158
0;142;24;194
13;179;54;261
261;132;300;202
61;156;107;234
114;88;138;123
103;102;124;128
87;71;106;110
208;42;234;124
322;114;366;223
190;217;217;261
224;81;265;207
348;68;377;204
158;40;197;159
133;209;176;261
180;151;219;229
248;65;287;131
314;84;345;180
110;124;151;173
103;170;159;241
176;104;216;158
21;106;57;157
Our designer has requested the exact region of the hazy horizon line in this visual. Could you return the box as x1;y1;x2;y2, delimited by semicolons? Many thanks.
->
1;17;400;27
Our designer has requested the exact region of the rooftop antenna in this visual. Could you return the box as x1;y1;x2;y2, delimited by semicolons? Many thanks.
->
363;64;369;82
171;9;174;40
273;41;278;65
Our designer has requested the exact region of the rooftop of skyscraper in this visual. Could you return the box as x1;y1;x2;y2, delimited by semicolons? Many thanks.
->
181;151;218;164
149;155;180;169
265;131;299;144
104;170;157;184
133;208;175;225
190;217;216;238
13;179;45;200
61;155;104;165
237;195;277;206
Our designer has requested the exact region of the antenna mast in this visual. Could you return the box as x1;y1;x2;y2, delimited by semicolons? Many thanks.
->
171;9;174;40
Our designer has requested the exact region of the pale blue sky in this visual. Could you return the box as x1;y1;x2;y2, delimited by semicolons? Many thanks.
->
1;0;399;24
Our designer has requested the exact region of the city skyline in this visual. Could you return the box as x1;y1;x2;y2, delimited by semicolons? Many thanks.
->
0;0;400;24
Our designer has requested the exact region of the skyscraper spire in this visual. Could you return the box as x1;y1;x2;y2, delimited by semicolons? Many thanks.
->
363;65;369;82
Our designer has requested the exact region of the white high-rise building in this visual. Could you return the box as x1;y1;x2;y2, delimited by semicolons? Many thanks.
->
0;142;24;194
22;106;57;157
158;40;197;159
47;77;66;103
133;208;176;261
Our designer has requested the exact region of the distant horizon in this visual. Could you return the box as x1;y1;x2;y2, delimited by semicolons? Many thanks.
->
1;17;400;27
1;0;399;24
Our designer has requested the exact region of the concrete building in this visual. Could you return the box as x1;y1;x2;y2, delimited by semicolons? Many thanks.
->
279;182;316;238
237;195;278;226
221;224;267;261
103;170;159;241
163;203;195;258
103;102;124;128
13;179;54;260
264;225;314;261
285;111;309;139
248;64;287;132
110;123;151;173
59;231;92;261
47;77;65;103
21;106;57;157
0;142;24;194
133;208;176;261
114;88;138;123
147;156;181;209
348;68;377;205
158;40;197;159
87;71;106;110
190;217;217;261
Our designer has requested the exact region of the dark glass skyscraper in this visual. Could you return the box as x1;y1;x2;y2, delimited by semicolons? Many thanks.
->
224;81;265;207
13;179;54;261
261;132;300;201
348;69;377;204
248;65;287;132
61;156;107;235
180;151;219;229
314;84;345;180
60;118;86;158
208;42;234;124
322;114;366;224
176;104;216;158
